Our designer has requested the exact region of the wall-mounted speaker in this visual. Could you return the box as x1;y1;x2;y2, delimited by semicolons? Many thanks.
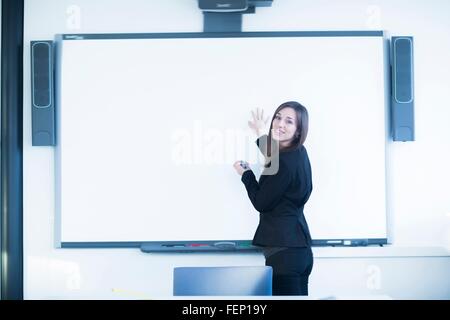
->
31;40;56;146
391;36;415;141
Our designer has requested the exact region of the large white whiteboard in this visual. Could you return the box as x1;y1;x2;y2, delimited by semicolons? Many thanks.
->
56;32;388;246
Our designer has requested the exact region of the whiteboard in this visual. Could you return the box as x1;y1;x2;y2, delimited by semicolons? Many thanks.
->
56;32;388;247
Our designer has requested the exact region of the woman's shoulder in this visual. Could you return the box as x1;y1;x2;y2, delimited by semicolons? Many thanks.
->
280;145;309;167
278;149;299;169
280;145;304;159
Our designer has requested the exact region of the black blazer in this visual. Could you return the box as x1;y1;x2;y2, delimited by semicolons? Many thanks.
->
241;135;313;247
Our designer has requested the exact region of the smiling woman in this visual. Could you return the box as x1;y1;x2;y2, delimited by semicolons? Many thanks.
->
235;101;314;296
267;101;309;154
272;108;298;146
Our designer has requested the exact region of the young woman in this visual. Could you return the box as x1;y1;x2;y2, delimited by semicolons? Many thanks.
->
233;101;313;296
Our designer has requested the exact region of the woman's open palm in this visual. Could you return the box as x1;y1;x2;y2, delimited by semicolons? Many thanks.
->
248;107;269;136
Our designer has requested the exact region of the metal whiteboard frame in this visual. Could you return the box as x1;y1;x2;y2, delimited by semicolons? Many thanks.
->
55;31;389;251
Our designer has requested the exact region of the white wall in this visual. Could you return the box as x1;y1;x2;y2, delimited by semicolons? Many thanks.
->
23;0;450;299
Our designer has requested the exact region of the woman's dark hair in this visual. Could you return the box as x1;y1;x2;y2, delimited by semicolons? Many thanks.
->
265;101;309;157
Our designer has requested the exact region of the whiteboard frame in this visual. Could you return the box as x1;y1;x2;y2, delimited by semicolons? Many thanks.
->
54;31;389;250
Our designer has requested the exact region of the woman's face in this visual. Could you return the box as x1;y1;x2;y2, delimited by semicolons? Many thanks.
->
271;107;298;146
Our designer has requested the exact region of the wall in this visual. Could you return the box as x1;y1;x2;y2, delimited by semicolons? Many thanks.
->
23;0;450;299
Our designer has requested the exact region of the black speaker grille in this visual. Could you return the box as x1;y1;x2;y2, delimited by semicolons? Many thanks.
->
32;42;51;108
394;38;413;103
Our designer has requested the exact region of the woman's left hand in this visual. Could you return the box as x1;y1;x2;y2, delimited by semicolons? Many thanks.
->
233;161;250;176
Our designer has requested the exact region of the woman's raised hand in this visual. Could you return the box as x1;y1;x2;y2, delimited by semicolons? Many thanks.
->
248;107;269;137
